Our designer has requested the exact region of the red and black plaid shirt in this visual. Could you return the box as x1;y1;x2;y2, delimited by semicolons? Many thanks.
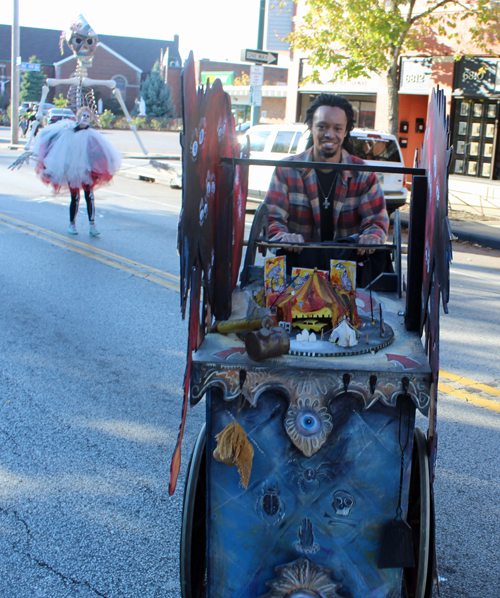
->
265;148;389;242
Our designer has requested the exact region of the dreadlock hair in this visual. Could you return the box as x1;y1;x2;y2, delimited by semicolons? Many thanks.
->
304;94;356;154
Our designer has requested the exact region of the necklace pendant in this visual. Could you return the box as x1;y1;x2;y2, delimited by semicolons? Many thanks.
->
323;198;330;209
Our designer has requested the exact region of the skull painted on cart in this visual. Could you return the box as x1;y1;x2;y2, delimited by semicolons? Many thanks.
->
65;15;98;65
332;490;355;517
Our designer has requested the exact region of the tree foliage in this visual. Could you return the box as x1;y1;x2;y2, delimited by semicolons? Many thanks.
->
19;56;46;103
134;60;176;119
290;0;500;133
53;93;68;108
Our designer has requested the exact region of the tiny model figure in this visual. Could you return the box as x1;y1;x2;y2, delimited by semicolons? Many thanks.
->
32;105;122;235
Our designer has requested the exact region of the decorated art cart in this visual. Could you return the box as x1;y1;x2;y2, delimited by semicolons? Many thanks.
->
170;53;451;598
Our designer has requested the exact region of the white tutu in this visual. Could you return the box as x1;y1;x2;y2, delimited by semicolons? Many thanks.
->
33;120;122;191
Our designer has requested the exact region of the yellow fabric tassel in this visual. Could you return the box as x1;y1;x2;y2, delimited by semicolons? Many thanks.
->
213;422;254;489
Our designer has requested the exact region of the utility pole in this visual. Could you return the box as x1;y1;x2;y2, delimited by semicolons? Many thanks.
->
11;0;20;145
251;0;266;126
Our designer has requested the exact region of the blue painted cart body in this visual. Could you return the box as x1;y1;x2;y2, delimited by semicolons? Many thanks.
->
189;290;431;598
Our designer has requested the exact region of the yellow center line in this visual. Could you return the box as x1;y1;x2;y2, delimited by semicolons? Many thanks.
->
439;370;500;399
3;214;500;413
438;382;500;414
0;213;180;293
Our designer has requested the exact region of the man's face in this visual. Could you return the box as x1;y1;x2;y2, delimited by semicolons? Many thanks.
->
310;105;348;163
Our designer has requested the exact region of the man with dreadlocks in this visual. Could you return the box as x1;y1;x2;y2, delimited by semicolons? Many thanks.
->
264;94;390;282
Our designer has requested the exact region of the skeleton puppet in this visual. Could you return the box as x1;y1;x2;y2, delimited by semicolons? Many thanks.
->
24;15;146;155
30;105;122;235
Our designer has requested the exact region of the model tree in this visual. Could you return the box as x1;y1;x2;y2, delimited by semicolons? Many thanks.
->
290;0;500;134
19;56;46;103
134;60;175;119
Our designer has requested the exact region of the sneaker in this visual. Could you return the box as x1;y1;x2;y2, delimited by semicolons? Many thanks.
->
89;222;100;236
68;222;78;235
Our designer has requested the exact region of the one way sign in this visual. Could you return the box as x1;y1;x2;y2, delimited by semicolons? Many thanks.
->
241;48;279;66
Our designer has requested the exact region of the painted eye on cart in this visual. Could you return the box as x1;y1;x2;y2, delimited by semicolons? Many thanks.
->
285;398;333;457
297;411;321;436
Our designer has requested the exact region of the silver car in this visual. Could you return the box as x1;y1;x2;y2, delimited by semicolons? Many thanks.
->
244;124;407;214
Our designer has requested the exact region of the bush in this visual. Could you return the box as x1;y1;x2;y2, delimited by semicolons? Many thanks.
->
131;116;148;129
99;109;116;129
150;117;168;131
114;117;130;129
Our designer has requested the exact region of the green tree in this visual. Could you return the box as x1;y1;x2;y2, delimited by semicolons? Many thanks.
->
290;0;500;134
19;56;46;103
134;60;175;119
52;93;68;108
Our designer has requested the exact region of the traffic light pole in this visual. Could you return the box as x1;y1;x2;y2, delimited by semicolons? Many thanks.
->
251;0;266;126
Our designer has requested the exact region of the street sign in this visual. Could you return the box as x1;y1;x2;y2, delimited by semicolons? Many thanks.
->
250;65;264;87
249;85;262;107
241;48;278;66
19;63;41;71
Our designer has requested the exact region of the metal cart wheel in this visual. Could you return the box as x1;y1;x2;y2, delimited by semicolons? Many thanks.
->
403;427;434;598
240;202;269;288
180;424;207;598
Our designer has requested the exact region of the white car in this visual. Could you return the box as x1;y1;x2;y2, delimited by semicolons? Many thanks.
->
243;123;407;214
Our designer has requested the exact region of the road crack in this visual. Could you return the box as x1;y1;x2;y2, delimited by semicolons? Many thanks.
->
0;506;110;598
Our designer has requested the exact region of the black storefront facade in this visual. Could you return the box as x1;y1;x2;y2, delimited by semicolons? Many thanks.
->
451;57;500;180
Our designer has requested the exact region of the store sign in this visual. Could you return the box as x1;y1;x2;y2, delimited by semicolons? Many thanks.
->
454;58;499;95
201;71;234;86
399;58;432;94
300;61;379;94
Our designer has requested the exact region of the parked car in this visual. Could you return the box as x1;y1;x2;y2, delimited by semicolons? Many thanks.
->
43;108;76;126
235;121;251;139
243;123;408;214
33;102;55;117
19;102;30;115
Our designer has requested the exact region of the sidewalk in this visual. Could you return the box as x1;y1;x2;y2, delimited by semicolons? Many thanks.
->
399;211;500;251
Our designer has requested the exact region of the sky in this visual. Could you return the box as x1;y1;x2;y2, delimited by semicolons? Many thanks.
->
1;0;262;64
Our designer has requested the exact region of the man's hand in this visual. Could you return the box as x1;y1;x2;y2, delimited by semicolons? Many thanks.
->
357;233;382;255
280;233;305;253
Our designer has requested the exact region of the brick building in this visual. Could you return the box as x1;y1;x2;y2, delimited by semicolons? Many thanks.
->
0;24;182;115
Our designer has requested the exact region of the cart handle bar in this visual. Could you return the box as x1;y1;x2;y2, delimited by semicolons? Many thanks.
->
221;157;425;176
257;240;396;251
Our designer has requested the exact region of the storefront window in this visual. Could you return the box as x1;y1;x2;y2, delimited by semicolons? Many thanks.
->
451;99;499;180
298;95;376;129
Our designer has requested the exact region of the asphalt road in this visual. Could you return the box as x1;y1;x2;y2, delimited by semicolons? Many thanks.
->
1;129;500;597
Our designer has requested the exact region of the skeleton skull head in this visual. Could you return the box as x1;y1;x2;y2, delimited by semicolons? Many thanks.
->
332;490;355;517
66;15;98;64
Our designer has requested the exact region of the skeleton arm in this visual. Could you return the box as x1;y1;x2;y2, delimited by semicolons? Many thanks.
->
112;87;148;156
24;85;50;150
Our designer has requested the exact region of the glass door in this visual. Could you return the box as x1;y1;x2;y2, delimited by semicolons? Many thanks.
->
452;99;498;179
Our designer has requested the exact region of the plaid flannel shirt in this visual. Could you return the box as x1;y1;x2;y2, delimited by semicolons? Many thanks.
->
264;147;389;242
